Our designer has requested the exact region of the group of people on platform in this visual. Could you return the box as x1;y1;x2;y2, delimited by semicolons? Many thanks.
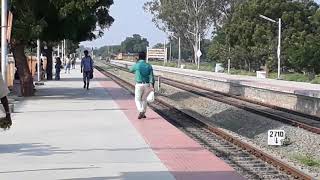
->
55;50;154;119
54;55;78;80
55;50;94;90
55;50;155;119
0;50;154;130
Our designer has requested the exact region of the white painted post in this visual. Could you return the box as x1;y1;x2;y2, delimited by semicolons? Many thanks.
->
58;44;60;57
37;39;41;82
64;39;66;62
178;37;181;67
1;0;8;83
277;18;281;79
198;33;201;70
169;41;172;62
228;59;231;74
228;47;231;74
61;41;64;64
163;40;167;65
146;47;149;63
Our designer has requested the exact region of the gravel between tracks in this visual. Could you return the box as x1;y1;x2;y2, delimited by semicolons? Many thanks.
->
98;63;320;178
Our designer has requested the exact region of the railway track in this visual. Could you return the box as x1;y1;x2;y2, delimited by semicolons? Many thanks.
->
95;65;315;180
106;62;320;135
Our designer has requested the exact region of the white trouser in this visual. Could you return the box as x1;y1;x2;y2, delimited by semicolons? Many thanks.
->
135;84;149;113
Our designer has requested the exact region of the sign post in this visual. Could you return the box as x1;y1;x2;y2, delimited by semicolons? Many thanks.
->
196;49;202;71
268;130;286;146
147;48;167;63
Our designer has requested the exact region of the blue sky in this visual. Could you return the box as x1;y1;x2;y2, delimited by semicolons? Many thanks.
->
81;0;320;48
80;0;167;48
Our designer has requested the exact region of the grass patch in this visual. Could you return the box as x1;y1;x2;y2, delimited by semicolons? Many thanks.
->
293;154;320;167
283;73;310;82
229;69;256;76
311;75;320;84
269;73;313;83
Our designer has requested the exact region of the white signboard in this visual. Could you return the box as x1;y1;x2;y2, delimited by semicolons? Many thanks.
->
147;48;167;62
268;130;285;146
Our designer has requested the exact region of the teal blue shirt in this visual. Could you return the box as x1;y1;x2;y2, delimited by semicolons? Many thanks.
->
129;60;154;84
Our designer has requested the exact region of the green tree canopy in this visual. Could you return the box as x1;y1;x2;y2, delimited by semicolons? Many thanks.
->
10;0;114;96
120;34;149;53
208;0;320;74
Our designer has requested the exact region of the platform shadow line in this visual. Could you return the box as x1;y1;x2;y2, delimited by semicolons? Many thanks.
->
0;167;100;174
13;108;128;113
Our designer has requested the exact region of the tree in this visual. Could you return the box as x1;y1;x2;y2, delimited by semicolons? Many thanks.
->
144;0;240;65
10;0;114;96
120;34;149;53
208;0;320;74
145;0;216;65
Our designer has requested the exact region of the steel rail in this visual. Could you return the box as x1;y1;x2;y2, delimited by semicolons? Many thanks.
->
105;62;320;135
95;65;315;180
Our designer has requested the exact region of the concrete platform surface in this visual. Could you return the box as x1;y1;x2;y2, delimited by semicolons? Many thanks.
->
112;60;320;98
0;66;243;180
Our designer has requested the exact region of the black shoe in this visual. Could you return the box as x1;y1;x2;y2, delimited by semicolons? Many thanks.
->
83;84;86;89
142;113;146;119
138;113;143;119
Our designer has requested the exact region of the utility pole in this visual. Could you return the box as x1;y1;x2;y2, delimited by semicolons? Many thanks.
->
277;18;281;80
1;0;8;83
166;32;181;67
259;15;282;79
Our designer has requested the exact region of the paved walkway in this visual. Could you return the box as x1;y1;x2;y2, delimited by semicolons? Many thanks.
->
0;65;243;180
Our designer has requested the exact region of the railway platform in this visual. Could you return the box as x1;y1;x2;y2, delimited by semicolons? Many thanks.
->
0;67;243;180
111;60;320;118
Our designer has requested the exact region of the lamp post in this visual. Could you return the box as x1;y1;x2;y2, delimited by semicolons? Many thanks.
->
167;32;181;67
259;14;282;79
1;0;8;83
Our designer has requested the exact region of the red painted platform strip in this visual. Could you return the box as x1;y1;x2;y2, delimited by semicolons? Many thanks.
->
95;70;244;180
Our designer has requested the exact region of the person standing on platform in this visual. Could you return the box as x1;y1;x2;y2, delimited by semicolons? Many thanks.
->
0;74;12;129
65;55;71;74
55;57;62;80
71;56;76;69
129;51;154;119
81;50;94;90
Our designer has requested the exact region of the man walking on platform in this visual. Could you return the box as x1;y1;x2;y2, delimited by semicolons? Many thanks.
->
0;74;12;129
129;52;154;119
81;50;94;90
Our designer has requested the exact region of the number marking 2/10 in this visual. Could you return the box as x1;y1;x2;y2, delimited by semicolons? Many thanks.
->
269;131;284;138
